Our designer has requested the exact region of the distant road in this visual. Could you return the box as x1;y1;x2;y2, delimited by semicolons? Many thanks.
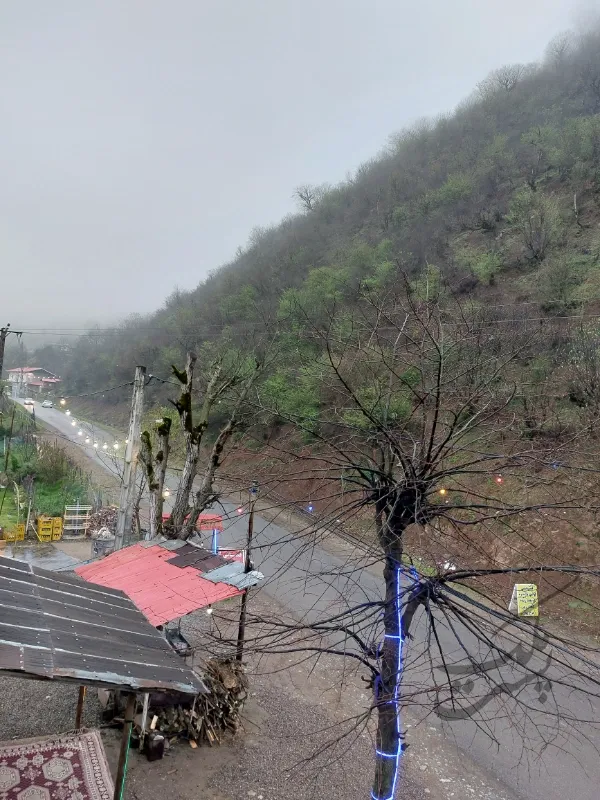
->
22;399;600;800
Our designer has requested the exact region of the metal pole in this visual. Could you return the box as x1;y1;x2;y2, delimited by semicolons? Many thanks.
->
115;366;146;550
75;686;86;728
138;693;150;752
113;693;136;800
236;481;258;662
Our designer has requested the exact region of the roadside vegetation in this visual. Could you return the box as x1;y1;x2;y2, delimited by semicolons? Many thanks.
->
0;398;92;531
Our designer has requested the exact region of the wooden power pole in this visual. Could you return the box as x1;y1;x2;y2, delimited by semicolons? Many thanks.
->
115;366;146;551
0;323;13;381
236;480;259;662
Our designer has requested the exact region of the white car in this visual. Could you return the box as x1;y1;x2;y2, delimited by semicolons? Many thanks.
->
23;398;34;406
41;400;53;408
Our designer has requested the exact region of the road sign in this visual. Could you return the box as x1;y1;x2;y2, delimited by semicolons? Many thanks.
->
509;583;539;616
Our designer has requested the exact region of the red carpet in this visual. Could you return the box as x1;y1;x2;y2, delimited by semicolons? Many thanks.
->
0;729;114;800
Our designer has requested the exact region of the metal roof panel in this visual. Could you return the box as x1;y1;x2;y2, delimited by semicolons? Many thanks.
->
0;555;204;695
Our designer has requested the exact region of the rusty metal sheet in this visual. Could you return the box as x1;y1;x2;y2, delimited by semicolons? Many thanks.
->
0;555;205;695
167;550;228;571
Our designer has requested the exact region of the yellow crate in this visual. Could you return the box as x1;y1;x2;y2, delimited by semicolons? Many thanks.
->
52;518;63;531
51;530;62;541
15;524;25;541
2;530;17;542
37;532;53;543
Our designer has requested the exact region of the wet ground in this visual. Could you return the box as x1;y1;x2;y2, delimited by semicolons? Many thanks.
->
3;541;82;570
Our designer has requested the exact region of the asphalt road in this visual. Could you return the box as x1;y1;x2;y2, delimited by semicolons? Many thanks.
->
22;399;600;800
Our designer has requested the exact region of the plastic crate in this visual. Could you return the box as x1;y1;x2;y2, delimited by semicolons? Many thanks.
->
38;519;53;531
36;532;53;543
2;530;17;542
15;524;25;541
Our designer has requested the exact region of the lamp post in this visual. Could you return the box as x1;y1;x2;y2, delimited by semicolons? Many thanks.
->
236;480;259;662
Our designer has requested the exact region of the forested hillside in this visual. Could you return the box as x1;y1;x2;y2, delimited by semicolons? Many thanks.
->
33;26;600;402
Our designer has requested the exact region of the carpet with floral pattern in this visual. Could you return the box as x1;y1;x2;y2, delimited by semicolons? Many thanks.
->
0;729;113;800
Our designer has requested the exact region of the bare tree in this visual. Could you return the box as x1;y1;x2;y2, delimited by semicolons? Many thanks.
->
544;31;573;69
478;64;526;98
293;183;329;212
247;280;600;799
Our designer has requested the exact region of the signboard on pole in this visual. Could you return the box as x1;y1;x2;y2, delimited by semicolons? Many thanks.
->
509;583;539;616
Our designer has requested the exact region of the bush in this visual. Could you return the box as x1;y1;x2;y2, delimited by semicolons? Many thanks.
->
506;187;562;261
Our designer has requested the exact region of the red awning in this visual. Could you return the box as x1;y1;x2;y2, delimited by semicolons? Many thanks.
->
161;512;223;531
75;542;242;626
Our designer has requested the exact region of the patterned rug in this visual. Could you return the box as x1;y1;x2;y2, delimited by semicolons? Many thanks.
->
0;729;114;800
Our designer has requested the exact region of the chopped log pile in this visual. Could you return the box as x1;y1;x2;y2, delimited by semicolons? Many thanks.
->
89;506;118;535
143;659;248;747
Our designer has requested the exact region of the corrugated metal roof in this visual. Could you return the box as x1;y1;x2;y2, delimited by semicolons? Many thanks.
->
0;556;205;695
75;543;249;626
201;561;245;583
226;570;265;591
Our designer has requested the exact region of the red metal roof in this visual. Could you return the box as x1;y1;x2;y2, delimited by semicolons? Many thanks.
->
75;543;242;626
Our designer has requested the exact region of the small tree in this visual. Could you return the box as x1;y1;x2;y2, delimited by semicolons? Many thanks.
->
506;187;562;261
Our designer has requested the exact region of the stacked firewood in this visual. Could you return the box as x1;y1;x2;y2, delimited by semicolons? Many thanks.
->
89;506;118;534
154;659;248;745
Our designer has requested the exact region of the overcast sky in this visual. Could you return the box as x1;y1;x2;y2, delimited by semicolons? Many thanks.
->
0;0;587;335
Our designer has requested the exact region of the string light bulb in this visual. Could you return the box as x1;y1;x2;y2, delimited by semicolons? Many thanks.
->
307;503;314;513
65;410;71;416
93;442;98;448
495;475;503;484
163;488;171;498
206;606;213;615
84;437;90;444
102;443;108;450
60;398;66;406
71;420;76;427
113;442;119;449
439;488;447;496
77;430;83;436
125;438;129;444
237;507;243;515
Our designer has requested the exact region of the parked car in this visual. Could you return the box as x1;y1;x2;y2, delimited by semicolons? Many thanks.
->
41;400;53;408
23;398;34;406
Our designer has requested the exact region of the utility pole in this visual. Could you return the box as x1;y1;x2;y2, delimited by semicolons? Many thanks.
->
0;323;21;382
115;366;146;551
236;480;258;662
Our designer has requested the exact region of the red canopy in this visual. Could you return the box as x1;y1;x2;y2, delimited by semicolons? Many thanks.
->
161;512;223;531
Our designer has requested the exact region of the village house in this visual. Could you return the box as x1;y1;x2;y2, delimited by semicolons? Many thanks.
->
6;366;62;394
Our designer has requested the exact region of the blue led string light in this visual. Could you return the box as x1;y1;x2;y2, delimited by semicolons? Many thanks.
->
371;564;418;800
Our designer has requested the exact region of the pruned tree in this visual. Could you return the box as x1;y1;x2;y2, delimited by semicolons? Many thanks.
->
142;348;265;540
139;416;172;538
245;278;600;799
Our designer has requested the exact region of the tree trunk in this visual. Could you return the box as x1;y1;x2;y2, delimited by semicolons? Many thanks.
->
372;536;420;799
170;354;222;532
139;420;171;539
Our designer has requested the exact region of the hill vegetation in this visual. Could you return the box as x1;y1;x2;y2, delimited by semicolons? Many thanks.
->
26;25;600;428
22;26;597;399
